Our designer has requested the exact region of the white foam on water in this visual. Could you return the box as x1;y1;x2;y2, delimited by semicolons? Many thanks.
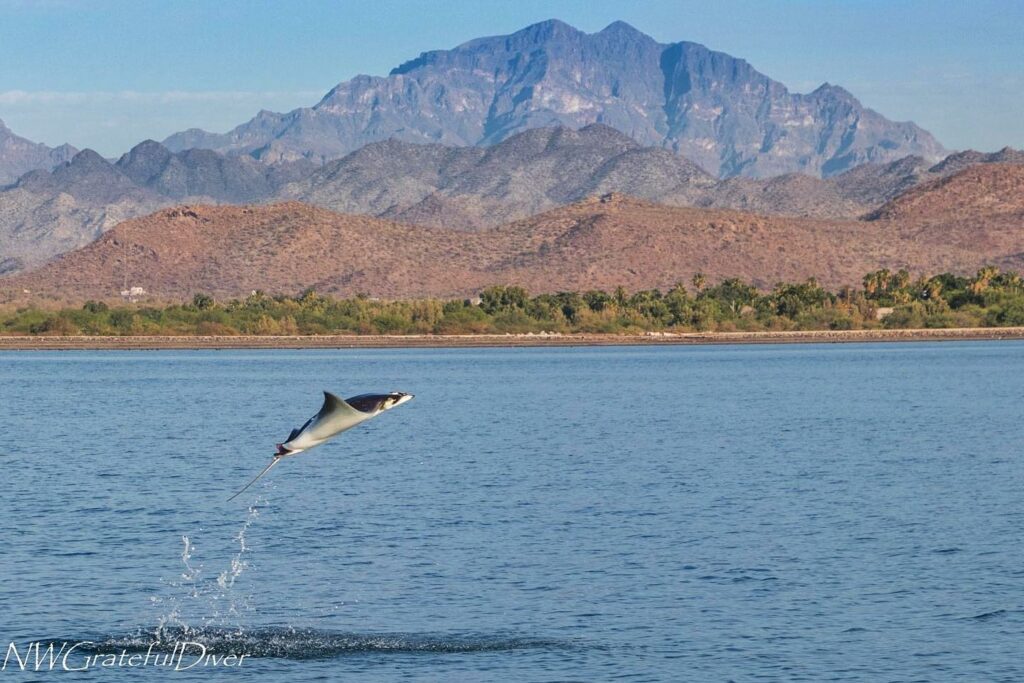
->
94;625;567;659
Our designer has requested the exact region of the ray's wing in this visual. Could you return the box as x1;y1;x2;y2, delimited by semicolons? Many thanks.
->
305;391;370;437
319;391;366;418
286;419;310;442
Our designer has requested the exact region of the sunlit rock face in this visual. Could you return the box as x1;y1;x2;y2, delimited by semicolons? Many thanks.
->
163;19;946;178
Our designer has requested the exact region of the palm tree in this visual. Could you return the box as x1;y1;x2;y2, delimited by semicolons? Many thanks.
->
893;269;911;291
863;269;891;297
994;271;1023;293
691;272;707;293
1006;272;1023;292
970;266;1000;295
878;269;893;293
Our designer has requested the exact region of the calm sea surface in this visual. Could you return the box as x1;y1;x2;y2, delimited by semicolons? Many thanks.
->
1;343;1022;681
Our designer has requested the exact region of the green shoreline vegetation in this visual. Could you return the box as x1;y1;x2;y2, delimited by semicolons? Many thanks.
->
4;268;1024;337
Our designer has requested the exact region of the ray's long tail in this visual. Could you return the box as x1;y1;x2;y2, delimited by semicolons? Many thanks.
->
227;456;283;502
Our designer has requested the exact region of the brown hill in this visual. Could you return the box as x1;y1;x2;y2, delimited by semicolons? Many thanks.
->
7;190;1024;303
5;204;492;301
868;164;1024;221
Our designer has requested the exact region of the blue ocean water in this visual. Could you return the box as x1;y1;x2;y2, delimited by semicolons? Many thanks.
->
1;343;1022;681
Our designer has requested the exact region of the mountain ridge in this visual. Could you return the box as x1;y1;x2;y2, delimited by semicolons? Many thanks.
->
162;19;946;178
3;127;1021;273
0;119;79;186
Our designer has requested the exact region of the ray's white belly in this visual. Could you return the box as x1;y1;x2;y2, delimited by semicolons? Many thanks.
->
283;410;376;453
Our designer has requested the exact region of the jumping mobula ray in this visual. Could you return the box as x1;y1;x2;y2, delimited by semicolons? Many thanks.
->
228;391;414;501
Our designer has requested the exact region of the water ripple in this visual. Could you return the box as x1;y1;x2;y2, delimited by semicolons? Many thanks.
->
78;626;570;660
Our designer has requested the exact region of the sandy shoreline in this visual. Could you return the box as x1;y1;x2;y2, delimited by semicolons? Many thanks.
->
2;327;1024;350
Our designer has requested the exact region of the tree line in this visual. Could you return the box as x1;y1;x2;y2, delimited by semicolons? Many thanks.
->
4;267;1024;336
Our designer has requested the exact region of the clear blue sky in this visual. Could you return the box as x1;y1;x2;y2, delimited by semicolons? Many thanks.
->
1;0;1020;156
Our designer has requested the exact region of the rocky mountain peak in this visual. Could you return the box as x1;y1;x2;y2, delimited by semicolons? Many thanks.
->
0;120;80;185
63;149;115;175
163;20;946;178
500;18;581;45
10;146;145;206
599;20;646;37
123;139;171;158
809;83;858;104
116;140;174;186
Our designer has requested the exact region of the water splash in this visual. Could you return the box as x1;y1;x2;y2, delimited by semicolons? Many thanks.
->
180;535;201;597
99;498;571;661
149;535;202;640
151;497;265;634
217;500;259;591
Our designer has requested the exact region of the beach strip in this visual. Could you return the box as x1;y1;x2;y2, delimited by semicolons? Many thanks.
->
2;327;1024;350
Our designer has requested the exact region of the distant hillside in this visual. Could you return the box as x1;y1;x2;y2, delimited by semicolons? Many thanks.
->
163;19;946;178
116;140;315;203
0;143;314;271
8;184;1024;303
868;163;1024;221
288;132;1024;226
2;128;1021;273
5;203;493;301
0;150;165;274
281;125;715;227
701;174;863;219
927;147;1024;176
0;119;78;186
